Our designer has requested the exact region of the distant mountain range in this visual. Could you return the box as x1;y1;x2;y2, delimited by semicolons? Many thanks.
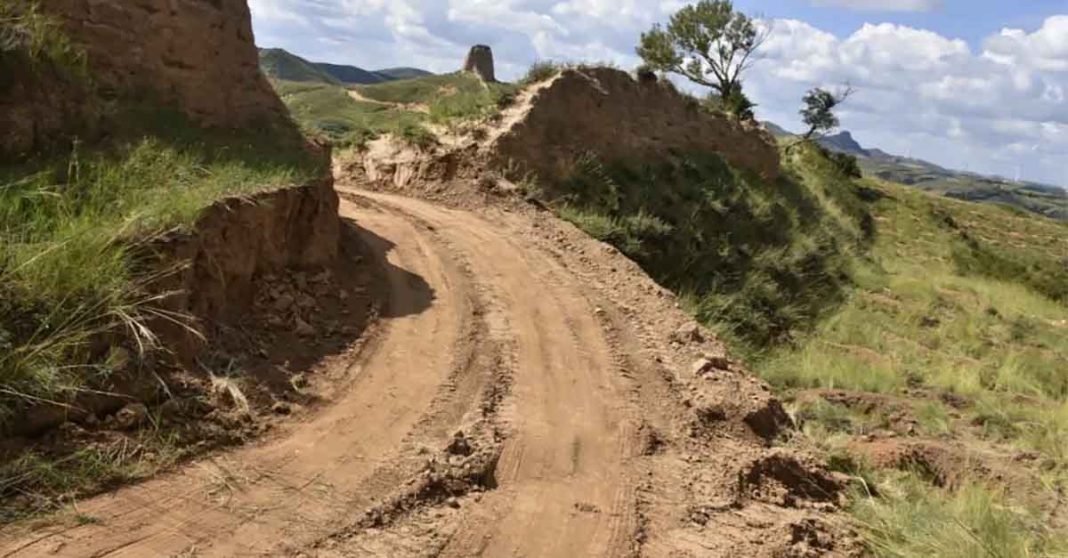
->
258;48;433;85
765;124;1066;221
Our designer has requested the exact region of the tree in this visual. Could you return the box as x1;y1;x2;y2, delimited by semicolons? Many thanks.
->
799;85;854;141
637;1;767;108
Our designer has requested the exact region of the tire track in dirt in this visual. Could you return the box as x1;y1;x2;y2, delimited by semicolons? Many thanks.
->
332;190;642;558
0;201;485;557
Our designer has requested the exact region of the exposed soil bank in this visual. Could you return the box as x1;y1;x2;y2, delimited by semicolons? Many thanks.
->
6;178;342;438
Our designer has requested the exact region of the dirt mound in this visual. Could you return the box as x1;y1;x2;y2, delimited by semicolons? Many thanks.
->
489;67;780;186
738;451;847;507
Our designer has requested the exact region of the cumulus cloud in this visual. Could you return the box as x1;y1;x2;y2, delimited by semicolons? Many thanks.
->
247;1;1067;186
748;16;1067;183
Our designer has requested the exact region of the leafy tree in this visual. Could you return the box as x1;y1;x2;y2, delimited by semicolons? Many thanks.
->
799;86;854;140
703;82;756;120
637;0;767;109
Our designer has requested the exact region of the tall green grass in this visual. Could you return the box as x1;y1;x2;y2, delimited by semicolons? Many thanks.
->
0;0;86;75
851;474;1068;558
0;108;320;425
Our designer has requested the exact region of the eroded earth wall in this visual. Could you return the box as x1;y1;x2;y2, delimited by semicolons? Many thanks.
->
492;67;781;184
41;0;283;125
1;0;285;156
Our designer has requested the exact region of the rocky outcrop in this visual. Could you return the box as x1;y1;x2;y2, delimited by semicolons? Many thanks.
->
1;0;285;157
491;67;780;184
462;44;496;83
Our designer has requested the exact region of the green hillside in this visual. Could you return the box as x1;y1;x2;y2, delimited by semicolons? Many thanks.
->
257;48;435;86
258;48;340;85
538;121;1068;555
271;72;515;148
765;126;1067;221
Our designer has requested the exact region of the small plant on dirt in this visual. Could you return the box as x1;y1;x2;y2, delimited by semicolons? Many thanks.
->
397;123;438;150
519;61;561;86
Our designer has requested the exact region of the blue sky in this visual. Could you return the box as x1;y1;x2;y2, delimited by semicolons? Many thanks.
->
249;0;1068;186
738;0;1064;46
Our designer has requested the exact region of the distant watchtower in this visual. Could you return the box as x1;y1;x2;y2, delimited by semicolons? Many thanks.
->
463;45;496;83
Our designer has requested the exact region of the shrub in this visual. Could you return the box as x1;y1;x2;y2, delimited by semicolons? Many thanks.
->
519;61;561;86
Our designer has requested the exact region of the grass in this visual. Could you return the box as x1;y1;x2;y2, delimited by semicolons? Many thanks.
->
548;143;868;348
0;106;320;427
535;123;1066;554
0;427;185;522
272;79;427;147
851;474;1068;558
0;0;86;76
272;72;515;148
743;155;1068;553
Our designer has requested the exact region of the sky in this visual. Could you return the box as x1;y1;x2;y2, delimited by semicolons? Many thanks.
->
248;0;1068;186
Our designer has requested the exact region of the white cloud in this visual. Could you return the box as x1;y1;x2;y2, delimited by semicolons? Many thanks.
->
748;16;1067;184
983;15;1068;72
246;1;1067;186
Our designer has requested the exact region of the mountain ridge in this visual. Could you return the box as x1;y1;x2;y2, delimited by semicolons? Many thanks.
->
765;124;1066;220
258;47;433;85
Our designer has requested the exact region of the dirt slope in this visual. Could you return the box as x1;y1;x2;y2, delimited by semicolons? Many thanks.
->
0;182;853;557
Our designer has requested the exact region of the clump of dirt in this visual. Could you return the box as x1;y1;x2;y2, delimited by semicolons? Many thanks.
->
737;451;847;508
488;67;781;186
358;429;502;529
687;366;794;444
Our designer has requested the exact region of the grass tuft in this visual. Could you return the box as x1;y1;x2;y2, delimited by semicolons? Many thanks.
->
0;107;320;424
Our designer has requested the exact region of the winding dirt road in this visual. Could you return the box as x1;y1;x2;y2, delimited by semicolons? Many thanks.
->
0;187;848;557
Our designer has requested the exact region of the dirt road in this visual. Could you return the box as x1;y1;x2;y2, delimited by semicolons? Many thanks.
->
0;187;848;557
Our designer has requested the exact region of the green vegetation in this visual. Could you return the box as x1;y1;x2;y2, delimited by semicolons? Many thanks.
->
273;79;427;147
271;72;517;148
755;172;1068;554
0;0;85;76
539;119;1067;554
550;143;867;348
257;47;433;86
258;48;341;85
852;475;1067;557
637;0;765;118
0;107;320;427
353;72;517;124
766;128;1068;222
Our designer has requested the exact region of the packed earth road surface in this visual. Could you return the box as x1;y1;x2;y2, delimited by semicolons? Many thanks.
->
0;183;853;557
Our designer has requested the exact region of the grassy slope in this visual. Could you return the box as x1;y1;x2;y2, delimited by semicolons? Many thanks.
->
257;48;340;85
546;125;1067;555
0;107;320;423
552;142;868;348
859;157;1067;222
272;72;517;147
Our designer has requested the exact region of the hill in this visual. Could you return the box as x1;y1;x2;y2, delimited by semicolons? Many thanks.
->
258;47;433;85
271;71;515;147
258;47;341;85
765;125;1067;221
